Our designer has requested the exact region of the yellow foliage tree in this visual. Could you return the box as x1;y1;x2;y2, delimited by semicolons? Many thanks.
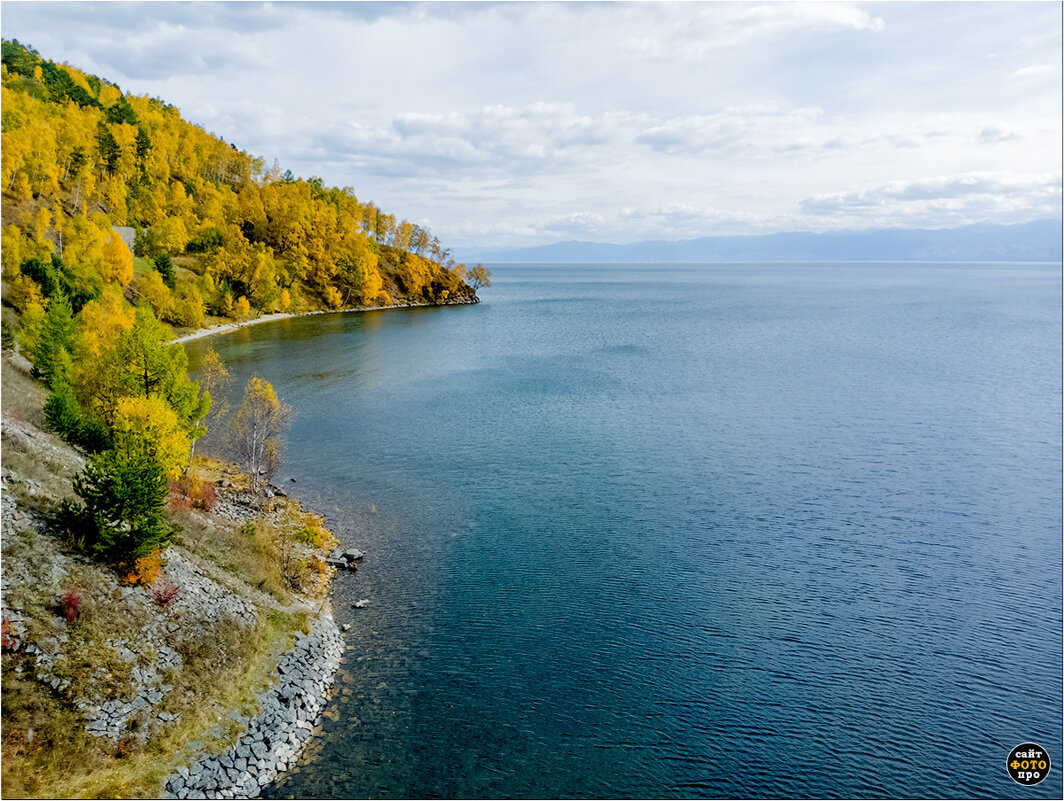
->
101;230;133;285
138;270;175;321
228;376;291;488
1;225;25;279
323;285;343;309
174;285;206;329
76;284;137;360
7;274;45;312
113;395;191;479
15;302;46;358
155;216;189;254
34;207;53;246
234;295;251;319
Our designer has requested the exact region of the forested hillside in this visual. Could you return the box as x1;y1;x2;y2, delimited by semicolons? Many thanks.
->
0;38;484;334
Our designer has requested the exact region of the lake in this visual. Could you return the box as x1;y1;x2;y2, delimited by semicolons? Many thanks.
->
185;263;1062;799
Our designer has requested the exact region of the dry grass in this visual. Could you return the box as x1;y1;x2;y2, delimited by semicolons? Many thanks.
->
0;429;80;510
171;505;291;602
1;607;309;799
170;456;335;601
1;498;314;798
2;354;48;427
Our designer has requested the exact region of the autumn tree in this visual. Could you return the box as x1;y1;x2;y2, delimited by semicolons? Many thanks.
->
101;229;133;285
1;39;481;338
76;305;208;433
229;376;291;489
112;395;190;478
467;264;492;292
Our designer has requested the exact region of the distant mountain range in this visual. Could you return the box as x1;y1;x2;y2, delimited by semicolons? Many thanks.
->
457;219;1063;264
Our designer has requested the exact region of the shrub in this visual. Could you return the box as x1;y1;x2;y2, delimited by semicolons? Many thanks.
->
61;589;82;623
191;481;216;510
152;579;181;608
241;520;256;538
121;553;163;586
75;416;112;453
168;494;191;514
295;524;330;547
1;615;18;651
43;379;81;437
169;474;218;511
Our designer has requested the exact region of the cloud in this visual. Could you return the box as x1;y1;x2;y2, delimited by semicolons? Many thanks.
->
628;0;884;61
977;126;1021;144
451;203;775;247
798;172;1063;228
1012;64;1055;78
635;106;824;156
290;103;630;179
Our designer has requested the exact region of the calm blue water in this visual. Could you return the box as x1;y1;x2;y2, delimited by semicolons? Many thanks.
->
186;263;1063;799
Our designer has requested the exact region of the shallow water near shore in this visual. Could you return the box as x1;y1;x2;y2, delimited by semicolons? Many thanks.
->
186;262;1062;799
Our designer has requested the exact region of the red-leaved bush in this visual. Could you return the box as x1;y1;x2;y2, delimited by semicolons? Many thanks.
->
169;494;191;514
152;580;181;608
168;475;217;511
191;482;217;511
1;616;17;651
61;589;82;623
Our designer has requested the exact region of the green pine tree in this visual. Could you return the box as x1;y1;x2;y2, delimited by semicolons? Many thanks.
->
32;291;77;386
153;252;176;289
62;448;172;568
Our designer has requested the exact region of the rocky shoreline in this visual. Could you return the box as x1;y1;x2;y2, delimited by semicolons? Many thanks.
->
163;617;344;800
1;403;356;797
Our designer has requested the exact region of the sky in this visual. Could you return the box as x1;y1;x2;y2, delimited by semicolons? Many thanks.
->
1;1;1061;248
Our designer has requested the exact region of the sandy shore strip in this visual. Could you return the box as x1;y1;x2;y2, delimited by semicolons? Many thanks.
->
173;299;477;345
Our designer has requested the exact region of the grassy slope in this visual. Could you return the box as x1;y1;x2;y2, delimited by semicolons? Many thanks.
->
0;349;339;798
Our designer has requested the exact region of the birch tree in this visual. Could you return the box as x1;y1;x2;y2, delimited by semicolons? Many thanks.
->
229;376;291;489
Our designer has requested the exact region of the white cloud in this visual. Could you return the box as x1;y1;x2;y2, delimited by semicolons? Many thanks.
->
1012;64;1054;78
628;1;884;61
798;172;1063;229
